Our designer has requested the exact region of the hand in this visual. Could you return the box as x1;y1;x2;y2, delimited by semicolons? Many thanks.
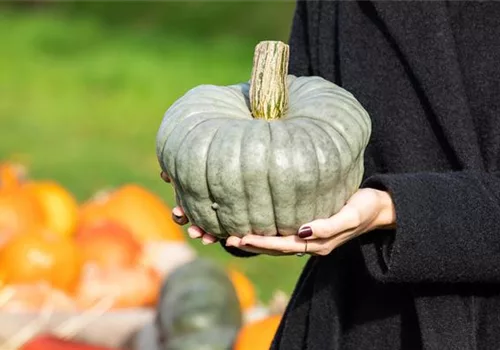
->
225;188;396;256
161;171;219;245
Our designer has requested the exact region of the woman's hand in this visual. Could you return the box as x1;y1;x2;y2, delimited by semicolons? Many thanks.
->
225;188;396;256
162;171;396;256
161;171;219;245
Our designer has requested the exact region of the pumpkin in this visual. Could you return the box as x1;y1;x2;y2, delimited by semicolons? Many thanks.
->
76;221;142;269
164;328;240;350
156;258;242;350
0;187;45;245
0;229;82;293
23;181;79;239
75;263;161;310
79;184;185;242
156;41;371;238
233;314;282;350
227;268;256;312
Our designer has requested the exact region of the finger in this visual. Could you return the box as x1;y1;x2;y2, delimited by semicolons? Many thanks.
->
299;204;361;239
201;233;219;245
187;226;204;239
225;236;243;247
172;206;189;225
160;171;171;183
240;234;307;254
242;234;357;256
226;236;287;256
172;206;184;217
232;234;350;256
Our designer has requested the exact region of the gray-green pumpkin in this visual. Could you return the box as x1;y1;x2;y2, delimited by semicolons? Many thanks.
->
156;41;371;238
164;328;238;350
156;258;242;350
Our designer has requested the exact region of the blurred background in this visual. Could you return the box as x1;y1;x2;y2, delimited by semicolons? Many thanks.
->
0;1;304;306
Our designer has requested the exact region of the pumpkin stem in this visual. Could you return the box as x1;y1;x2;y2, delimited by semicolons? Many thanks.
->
250;41;290;120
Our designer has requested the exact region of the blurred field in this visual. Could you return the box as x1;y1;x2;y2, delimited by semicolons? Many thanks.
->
0;3;306;302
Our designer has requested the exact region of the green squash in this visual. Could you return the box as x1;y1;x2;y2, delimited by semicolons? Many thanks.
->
164;328;238;350
156;41;371;238
156;258;242;350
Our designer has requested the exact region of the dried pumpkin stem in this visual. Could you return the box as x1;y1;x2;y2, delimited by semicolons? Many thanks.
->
250;41;290;120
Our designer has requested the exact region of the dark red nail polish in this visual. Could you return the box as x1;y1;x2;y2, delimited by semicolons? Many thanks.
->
160;171;171;183
172;213;188;225
298;226;313;238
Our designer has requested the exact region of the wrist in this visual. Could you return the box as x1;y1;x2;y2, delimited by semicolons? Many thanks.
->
374;190;396;229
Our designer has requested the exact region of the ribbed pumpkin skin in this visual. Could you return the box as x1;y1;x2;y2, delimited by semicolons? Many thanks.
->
156;75;371;238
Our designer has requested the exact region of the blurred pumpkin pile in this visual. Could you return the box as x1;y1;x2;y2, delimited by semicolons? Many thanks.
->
0;162;285;350
0;162;193;313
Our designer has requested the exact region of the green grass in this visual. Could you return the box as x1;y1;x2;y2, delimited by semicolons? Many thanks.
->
0;7;305;302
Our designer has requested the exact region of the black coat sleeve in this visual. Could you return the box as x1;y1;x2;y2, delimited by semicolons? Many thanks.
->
219;0;311;257
287;0;313;77
359;170;500;284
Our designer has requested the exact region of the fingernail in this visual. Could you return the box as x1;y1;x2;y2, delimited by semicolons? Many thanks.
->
298;226;313;238
172;213;187;225
160;171;170;182
187;227;201;239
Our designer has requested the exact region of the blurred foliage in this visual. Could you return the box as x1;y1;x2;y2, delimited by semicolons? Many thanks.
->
1;1;296;41
0;2;305;302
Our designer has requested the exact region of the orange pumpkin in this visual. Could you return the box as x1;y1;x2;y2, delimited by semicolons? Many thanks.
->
79;184;184;242
227;268;257;311
23;181;79;239
0;163;26;190
75;263;161;310
233;315;282;350
76;221;142;269
0;229;82;293
0;188;45;245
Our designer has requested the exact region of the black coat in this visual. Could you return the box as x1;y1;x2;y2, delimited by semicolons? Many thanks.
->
224;1;500;349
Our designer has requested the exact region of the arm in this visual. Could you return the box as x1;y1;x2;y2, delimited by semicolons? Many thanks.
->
360;170;500;284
